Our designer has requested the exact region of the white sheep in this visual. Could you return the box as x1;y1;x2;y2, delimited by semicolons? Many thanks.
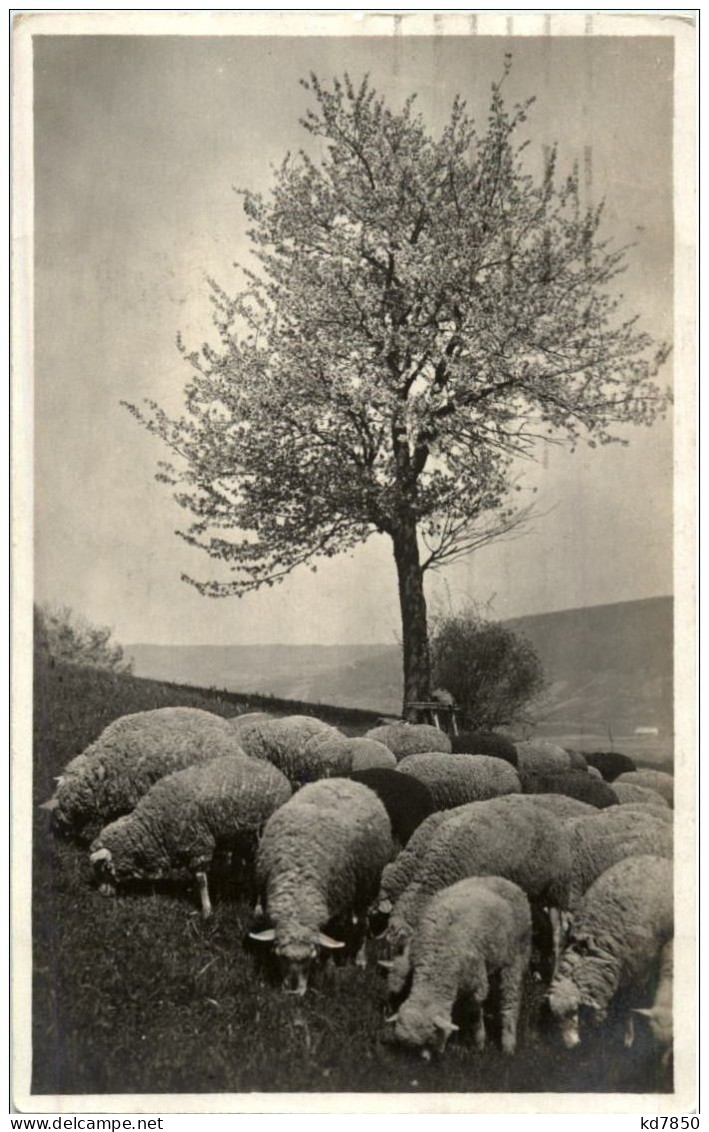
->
633;937;673;1066
617;802;673;824
250;778;393;994
376;793;593;919
384;795;572;964
548;855;674;1048
309;735;397;773
615;770;674;808
387;876;532;1057
364;722;451;760
565;807;673;912
237;715;343;784
515;740;574;775
89;753;292;918
610;781;671;809
41;707;247;842
396;753;521;809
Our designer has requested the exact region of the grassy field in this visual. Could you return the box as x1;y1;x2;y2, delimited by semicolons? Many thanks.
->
31;658;672;1097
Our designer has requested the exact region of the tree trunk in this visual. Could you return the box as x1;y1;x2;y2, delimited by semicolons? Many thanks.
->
391;518;432;719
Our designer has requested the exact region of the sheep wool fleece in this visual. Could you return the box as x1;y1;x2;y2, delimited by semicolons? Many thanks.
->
394;876;532;1054
550;855;674;1027
257;778;394;948
396;753;520;809
52;707;247;841
238;716;341;784
565;808;673;910
386;795;572;950
90;754;292;881
364;723;451;760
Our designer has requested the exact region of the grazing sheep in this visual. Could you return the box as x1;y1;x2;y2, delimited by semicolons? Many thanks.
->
376;794;593;919
89;754;292;918
313;736;398;773
617;802;673;824
583;751;637;782
516;740;573;775
565;808;673;911
42;707;247;842
565;749;589;771
250;778;393;993
349;768;436;847
548;855;674;1048
385;796;572;961
387;877;532;1057
610;782;671;810
586;766;603;780
519;768;619;809
633;938;673;1066
396;753;521;810
616;770;674;808
226;711;275;740
237;715;345;785
364;722;451;760
450;732;518;767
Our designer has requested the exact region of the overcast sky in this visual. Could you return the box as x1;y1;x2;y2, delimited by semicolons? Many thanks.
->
32;29;675;647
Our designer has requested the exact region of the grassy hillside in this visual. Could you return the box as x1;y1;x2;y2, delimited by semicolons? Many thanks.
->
126;597;673;737
32;657;672;1097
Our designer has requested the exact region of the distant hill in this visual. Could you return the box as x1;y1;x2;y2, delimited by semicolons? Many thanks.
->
126;595;673;734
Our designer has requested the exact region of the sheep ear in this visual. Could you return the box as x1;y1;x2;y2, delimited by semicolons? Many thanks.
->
318;933;345;949
89;848;112;864
249;929;276;943
39;798;59;811
633;1008;654;1019
377;959;394;971
385;1013;399;1024
433;1017;459;1035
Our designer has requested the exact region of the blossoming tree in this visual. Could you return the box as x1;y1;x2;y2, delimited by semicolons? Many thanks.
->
126;66;670;715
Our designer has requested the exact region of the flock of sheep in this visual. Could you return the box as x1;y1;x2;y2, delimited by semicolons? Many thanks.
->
42;706;674;1071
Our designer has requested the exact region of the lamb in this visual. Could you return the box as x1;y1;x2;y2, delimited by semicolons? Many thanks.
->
364;722;451;760
249;778;393;994
515;740;574;775
450;732;518;767
583;751;637;782
610;782;671;809
633;938;673;1066
348;768;436;847
615;770;674;808
387;877;532;1057
384;796;572;961
519;768;619;809
548;855;674;1048
41;707;248;842
396;753;521;810
89;754;292;918
565;808;673;911
236;715;345;785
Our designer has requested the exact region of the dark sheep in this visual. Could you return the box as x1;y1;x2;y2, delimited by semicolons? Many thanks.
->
450;731;518;767
583;751;638;782
348;768;437;847
519;769;619;809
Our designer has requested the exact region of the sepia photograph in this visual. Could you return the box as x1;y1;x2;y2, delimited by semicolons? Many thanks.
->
12;10;697;1114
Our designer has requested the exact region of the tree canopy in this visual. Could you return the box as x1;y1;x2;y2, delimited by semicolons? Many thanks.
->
125;63;670;710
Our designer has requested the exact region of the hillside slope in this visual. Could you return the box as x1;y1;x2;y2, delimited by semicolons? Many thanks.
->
127;595;673;734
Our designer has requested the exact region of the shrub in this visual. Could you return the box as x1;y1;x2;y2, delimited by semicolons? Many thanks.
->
430;608;546;731
34;603;133;675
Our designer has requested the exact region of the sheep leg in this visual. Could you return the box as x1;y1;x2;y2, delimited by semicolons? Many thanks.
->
195;871;212;920
549;907;565;976
355;938;368;969
624;1012;636;1049
498;960;524;1055
471;1000;487;1052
